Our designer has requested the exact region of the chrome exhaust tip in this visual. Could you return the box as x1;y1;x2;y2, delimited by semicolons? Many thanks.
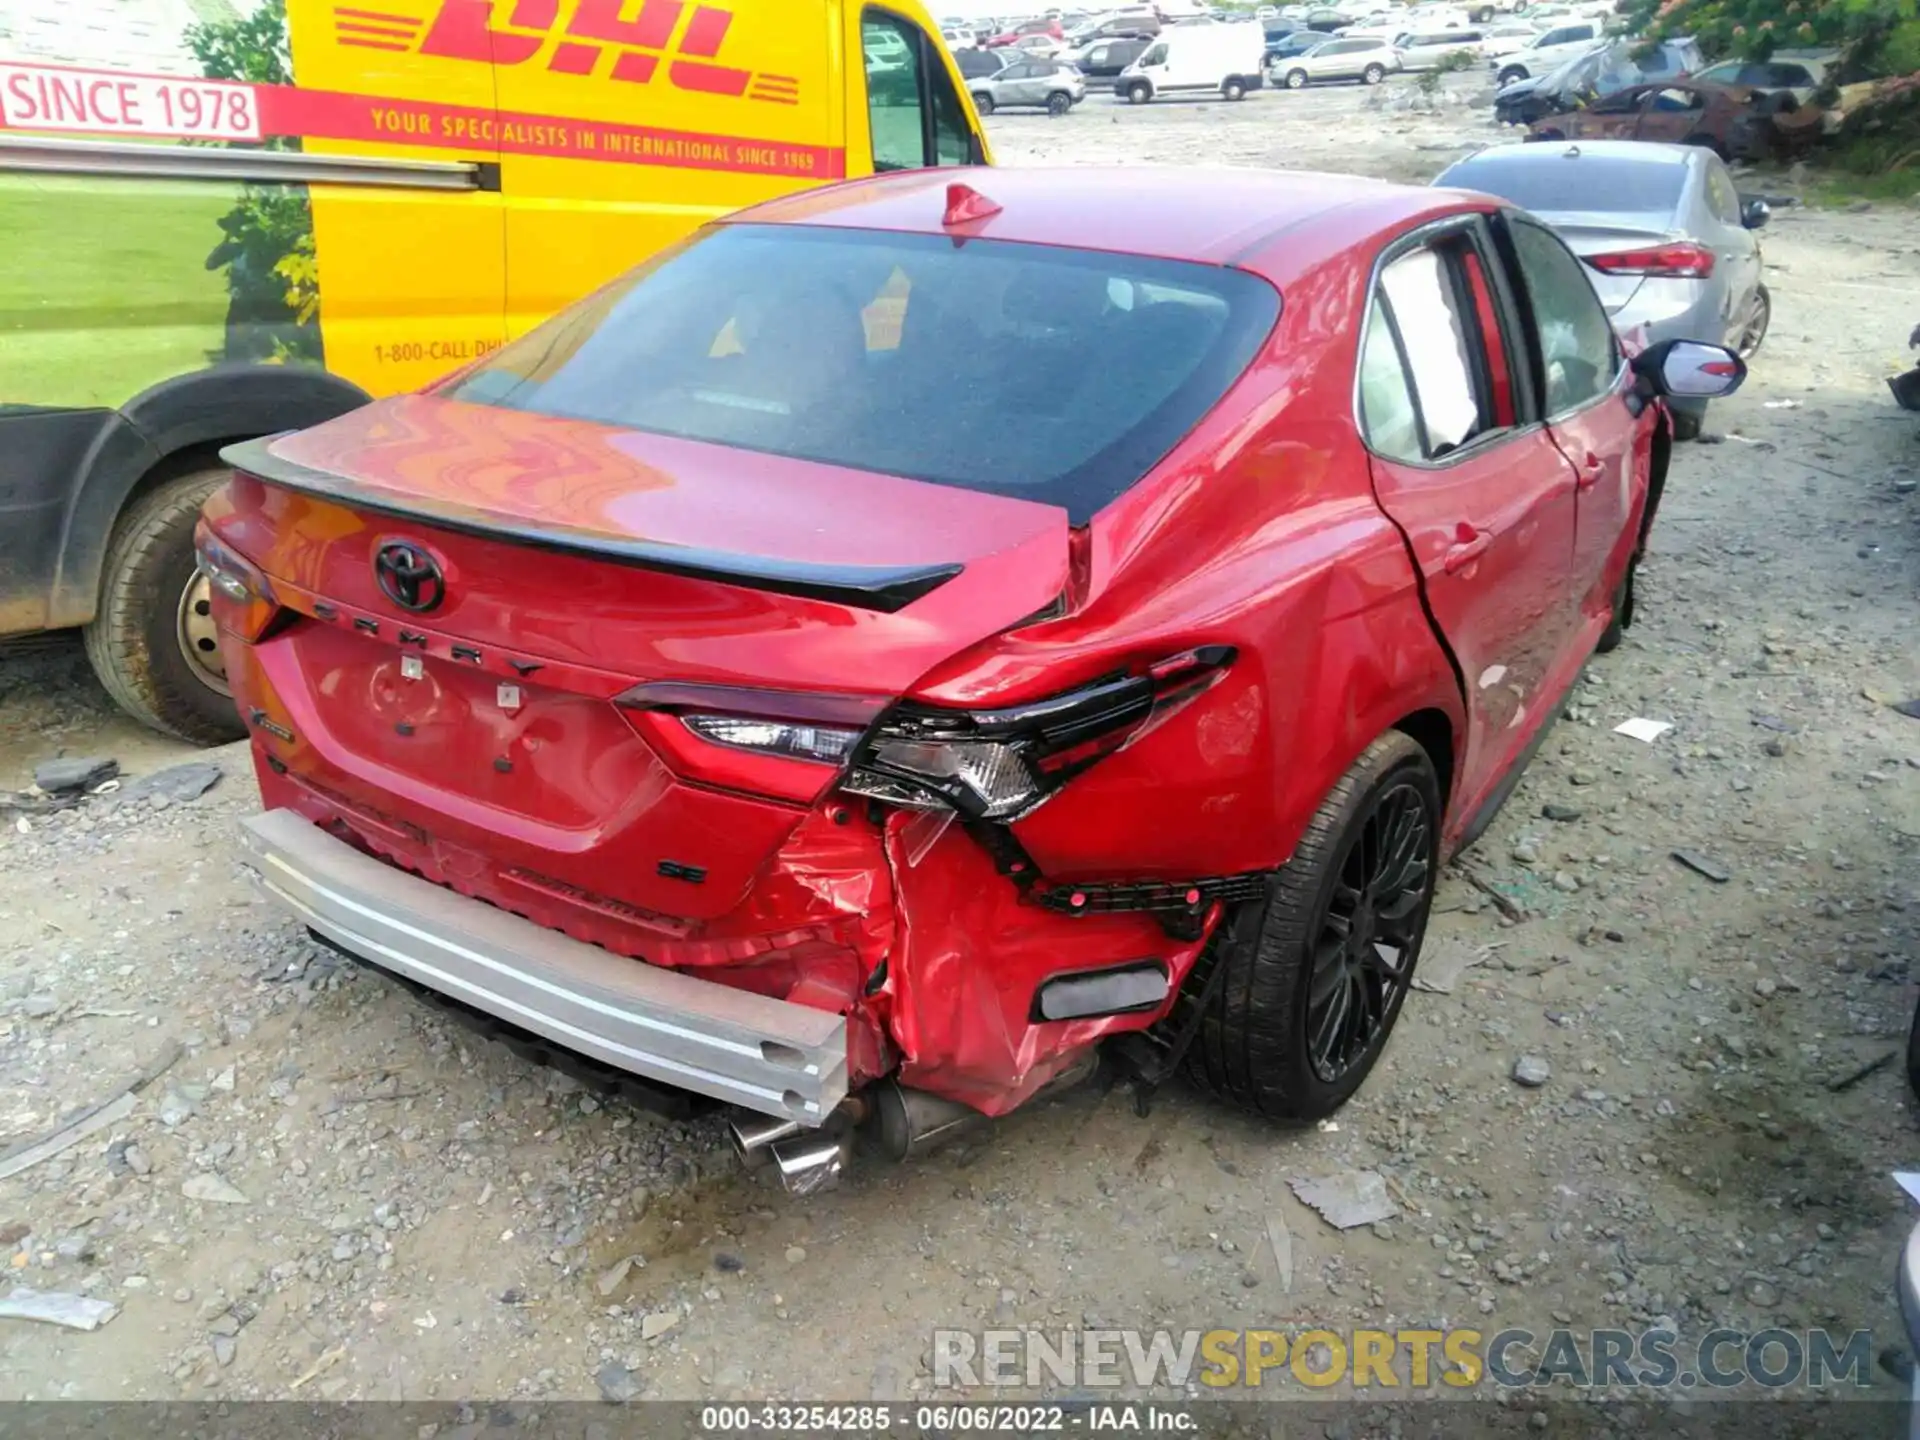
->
729;1113;805;1171
769;1131;853;1196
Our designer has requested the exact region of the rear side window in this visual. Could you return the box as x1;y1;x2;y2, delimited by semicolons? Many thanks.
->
447;225;1279;524
1359;239;1504;463
1704;162;1741;224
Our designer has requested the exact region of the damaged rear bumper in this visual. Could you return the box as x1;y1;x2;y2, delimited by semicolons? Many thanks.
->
238;808;849;1123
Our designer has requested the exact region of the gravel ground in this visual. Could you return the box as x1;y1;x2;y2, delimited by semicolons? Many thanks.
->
3;75;1919;1417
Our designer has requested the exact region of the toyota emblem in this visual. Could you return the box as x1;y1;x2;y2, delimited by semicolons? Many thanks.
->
373;542;445;614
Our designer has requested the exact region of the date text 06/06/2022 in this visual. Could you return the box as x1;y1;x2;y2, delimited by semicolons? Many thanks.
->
697;1404;1198;1433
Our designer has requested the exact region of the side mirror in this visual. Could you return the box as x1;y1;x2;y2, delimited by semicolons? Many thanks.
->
1632;337;1747;401
1741;198;1770;229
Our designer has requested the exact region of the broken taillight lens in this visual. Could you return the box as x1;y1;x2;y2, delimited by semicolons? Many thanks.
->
1585;242;1715;279
678;713;861;766
193;521;279;641
843;645;1235;822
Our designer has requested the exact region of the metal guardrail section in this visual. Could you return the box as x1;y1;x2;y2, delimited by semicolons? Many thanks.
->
0;135;490;190
239;808;849;1122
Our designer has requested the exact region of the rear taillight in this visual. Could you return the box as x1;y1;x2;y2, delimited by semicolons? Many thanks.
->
614;682;879;804
843;646;1236;823
1585;242;1715;279
193;521;279;641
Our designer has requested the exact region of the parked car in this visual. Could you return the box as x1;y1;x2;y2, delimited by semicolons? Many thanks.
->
989;16;1064;45
1491;18;1599;84
955;45;1014;79
1437;139;1767;438
1266;28;1327;64
1071;34;1155;76
971;56;1088;112
1070;10;1161;41
207;164;1741;1190
1481;19;1548;57
1274;35;1400;86
1009;31;1069;56
1116;23;1267;101
1393;28;1487;70
1495;36;1702;126
1692;50;1835;105
1528;77;1805;160
1300;7;1354;31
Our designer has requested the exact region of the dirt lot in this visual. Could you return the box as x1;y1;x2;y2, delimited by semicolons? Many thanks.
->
3;76;1920;1416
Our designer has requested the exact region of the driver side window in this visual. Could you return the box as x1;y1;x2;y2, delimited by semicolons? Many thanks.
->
1505;217;1618;416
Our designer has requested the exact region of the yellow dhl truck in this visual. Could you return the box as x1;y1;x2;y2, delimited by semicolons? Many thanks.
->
0;0;986;742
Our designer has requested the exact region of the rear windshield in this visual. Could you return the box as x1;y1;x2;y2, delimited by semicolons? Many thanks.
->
446;224;1278;524
1443;155;1685;216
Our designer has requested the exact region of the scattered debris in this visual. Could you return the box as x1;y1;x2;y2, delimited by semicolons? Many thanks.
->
1289;1171;1397;1231
1672;849;1732;884
642;1309;682;1342
1512;1055;1552;1088
597;1360;643;1402
0;1287;120;1332
1453;864;1529;922
32;757;118;794
1762;399;1801;410
288;1345;346;1390
1265;1210;1293;1293
1613;717;1673;743
1828;1051;1897;1093
0;1039;180;1182
596;1256;635;1296
1891;698;1920;721
181;1174;249;1206
1541;803;1582;823
120;761;223;805
1413;942;1501;995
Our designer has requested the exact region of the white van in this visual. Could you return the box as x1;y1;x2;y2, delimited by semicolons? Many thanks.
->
1490;18;1601;83
1116;22;1267;101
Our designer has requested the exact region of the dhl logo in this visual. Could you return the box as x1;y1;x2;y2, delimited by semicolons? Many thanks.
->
332;0;801;105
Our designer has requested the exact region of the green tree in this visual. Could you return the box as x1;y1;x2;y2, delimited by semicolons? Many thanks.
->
184;4;292;86
1626;0;1920;82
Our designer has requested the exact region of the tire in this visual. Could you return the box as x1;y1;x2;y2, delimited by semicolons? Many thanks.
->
1736;283;1770;359
1127;79;1152;104
82;466;247;746
1469;4;1495;20
1045;90;1074;116
1497;65;1525;86
1187;731;1440;1122
1595;561;1634;654
1284;68;1308;89
1906;991;1920;1103
1362;63;1386;85
971;91;995;115
1222;77;1247;101
1669;407;1704;442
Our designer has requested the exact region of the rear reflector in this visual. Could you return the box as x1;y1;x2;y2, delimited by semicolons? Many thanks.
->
1033;962;1169;1022
1585;242;1715;279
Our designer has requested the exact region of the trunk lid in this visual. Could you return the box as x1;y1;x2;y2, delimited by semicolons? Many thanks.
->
216;394;1070;921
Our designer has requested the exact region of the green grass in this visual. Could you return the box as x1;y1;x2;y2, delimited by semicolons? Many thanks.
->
1803;166;1920;206
0;174;235;408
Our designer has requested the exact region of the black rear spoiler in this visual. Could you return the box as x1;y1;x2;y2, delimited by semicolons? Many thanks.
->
219;436;962;614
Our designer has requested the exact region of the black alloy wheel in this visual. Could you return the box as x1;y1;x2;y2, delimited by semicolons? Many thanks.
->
1304;778;1429;1083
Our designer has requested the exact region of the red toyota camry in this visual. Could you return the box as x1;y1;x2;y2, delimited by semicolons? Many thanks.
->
203;166;1741;1192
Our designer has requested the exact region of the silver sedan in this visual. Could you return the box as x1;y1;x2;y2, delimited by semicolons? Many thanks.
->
1435;139;1770;439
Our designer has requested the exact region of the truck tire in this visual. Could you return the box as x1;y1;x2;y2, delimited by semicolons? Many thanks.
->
1186;731;1440;1122
83;466;247;746
1222;76;1247;100
1127;79;1152;103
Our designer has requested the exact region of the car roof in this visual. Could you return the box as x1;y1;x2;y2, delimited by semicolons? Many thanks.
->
728;166;1480;277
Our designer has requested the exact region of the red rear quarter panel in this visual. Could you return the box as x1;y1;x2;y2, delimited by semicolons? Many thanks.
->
909;238;1467;881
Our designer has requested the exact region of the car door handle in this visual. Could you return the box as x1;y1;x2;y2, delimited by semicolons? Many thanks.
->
1575;452;1605;489
1443;526;1493;574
